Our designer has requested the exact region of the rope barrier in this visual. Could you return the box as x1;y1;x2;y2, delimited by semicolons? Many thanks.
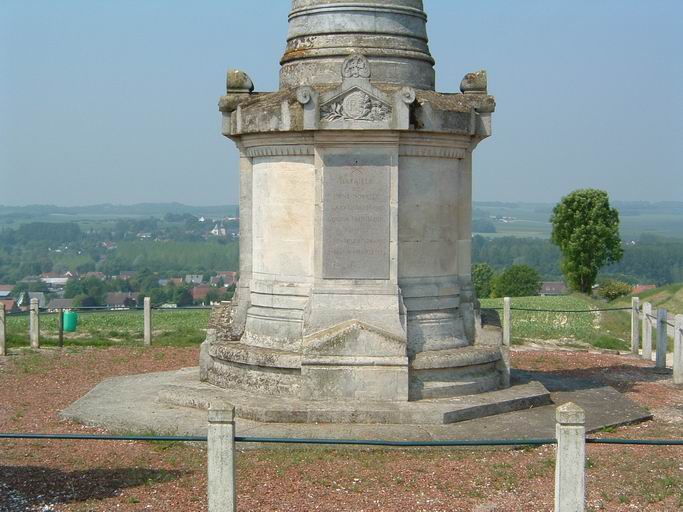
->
509;307;631;313
1;432;682;447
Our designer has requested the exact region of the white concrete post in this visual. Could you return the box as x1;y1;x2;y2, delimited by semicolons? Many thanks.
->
554;402;586;512
0;303;6;356
503;297;511;347
208;402;236;512
143;297;152;346
674;314;683;386
655;308;668;370
29;298;40;349
642;302;652;360
630;296;640;354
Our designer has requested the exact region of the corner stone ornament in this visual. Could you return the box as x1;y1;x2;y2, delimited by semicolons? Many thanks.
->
342;53;371;79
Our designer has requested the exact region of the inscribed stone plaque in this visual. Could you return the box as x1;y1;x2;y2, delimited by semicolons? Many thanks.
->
322;154;390;279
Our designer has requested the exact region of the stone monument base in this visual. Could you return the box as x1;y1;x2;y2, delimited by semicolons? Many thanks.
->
60;367;652;441
158;367;549;425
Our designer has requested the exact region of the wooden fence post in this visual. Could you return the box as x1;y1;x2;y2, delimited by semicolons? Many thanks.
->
674;314;683;386
208;402;236;512
143;297;152;347
656;308;668;370
630;296;640;354
554;402;586;512
503;297;511;347
29;298;40;349
642;302;652;360
0;303;6;356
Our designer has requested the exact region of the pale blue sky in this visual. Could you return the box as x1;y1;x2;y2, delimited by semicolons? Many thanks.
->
1;0;681;206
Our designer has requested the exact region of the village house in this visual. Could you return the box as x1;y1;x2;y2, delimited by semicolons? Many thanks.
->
185;274;203;285
40;271;75;288
105;292;137;309
0;298;18;313
47;298;75;311
18;292;47;310
0;284;14;299
540;281;568;296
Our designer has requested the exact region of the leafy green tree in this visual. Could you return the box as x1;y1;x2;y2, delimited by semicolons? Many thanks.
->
472;263;496;299
491;264;541;297
550;189;623;293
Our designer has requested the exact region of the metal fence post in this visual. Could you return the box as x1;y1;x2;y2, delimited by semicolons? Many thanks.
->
143;297;152;346
29;298;40;349
630;296;640;354
0;303;5;356
208;402;236;512
656;308;668;370
673;314;683;385
554;402;586;512
503;297;511;346
642;302;652;360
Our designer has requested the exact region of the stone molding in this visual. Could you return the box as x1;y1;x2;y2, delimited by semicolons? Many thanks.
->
243;145;314;158
398;145;466;159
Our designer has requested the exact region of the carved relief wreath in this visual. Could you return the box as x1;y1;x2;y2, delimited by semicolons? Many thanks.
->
321;91;390;122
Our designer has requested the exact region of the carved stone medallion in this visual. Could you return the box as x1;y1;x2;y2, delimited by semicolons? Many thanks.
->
342;54;371;79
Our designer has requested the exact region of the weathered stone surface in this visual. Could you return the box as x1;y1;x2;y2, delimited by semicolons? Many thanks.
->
203;0;504;414
280;0;435;90
322;154;391;279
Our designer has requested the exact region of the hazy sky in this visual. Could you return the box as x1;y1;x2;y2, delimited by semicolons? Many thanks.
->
1;0;681;206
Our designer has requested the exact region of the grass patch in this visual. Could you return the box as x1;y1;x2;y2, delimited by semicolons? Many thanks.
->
5;308;209;348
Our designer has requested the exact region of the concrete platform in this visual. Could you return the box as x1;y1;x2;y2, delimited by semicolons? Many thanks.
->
60;368;652;441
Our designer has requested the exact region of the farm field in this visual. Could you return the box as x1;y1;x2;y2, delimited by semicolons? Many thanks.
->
1;347;681;511
5;308;210;348
473;202;683;240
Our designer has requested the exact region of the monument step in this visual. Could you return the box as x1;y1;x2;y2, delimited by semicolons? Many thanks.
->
158;368;551;425
410;346;501;370
413;371;502;399
209;342;301;369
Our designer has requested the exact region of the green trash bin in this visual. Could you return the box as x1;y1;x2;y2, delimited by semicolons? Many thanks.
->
63;311;78;332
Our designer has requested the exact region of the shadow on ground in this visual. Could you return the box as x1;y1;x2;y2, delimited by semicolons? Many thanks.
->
512;364;672;394
0;466;187;511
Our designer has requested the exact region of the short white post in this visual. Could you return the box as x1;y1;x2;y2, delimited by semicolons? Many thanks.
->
503;297;511;346
0;303;6;356
674;314;683;386
642;302;652;360
655;308;668;370
630;296;640;354
554;402;586;512
29;298;40;349
208;402;236;512
143;297;152;346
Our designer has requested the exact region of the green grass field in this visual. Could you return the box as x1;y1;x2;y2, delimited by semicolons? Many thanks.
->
5;308;210;348
480;294;632;350
10;288;674;352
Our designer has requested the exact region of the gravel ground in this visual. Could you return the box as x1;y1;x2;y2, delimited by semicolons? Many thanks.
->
1;346;682;511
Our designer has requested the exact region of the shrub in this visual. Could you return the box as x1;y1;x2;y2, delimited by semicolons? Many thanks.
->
598;280;632;301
